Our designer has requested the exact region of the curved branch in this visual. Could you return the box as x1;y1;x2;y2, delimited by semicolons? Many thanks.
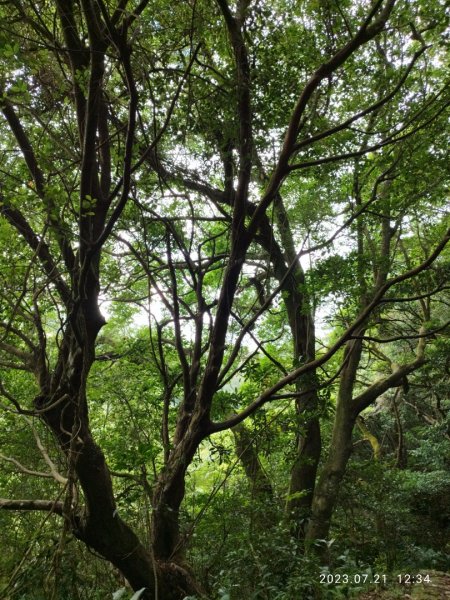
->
293;46;427;153
247;0;397;235
353;355;425;415
209;225;449;432
216;0;253;217
0;453;60;481
351;320;450;344
0;97;45;195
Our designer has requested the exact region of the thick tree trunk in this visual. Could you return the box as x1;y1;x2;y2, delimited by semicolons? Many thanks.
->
305;401;356;547
305;338;426;552
36;394;158;598
271;195;322;534
281;265;321;534
248;195;322;536
35;323;203;600
149;426;206;598
40;388;203;600
305;337;362;550
151;413;207;559
286;402;321;536
151;461;188;562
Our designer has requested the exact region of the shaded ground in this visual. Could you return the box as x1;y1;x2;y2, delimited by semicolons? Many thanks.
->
357;571;450;599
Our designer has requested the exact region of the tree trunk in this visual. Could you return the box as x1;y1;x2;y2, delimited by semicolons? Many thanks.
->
286;401;321;537
305;401;356;548
251;196;322;536
36;329;203;600
37;392;158;598
151;459;188;562
305;337;362;550
150;429;206;599
271;195;322;534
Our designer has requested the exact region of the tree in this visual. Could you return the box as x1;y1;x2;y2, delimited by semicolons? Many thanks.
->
0;0;448;598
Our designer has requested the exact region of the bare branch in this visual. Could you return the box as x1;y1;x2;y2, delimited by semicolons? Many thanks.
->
0;498;64;514
293;46;427;153
0;453;59;481
23;417;68;485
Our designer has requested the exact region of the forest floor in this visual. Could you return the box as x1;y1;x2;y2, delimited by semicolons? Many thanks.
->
356;571;450;599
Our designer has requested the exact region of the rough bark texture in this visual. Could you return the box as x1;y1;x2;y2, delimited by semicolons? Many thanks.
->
306;335;426;551
151;444;195;561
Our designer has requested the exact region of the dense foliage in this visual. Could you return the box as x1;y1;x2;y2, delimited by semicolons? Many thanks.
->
0;0;449;598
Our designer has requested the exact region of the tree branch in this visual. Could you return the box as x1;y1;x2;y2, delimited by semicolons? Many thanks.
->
0;200;71;306
0;453;59;481
293;46;427;153
0;498;64;514
353;354;425;415
209;226;449;432
246;0;397;235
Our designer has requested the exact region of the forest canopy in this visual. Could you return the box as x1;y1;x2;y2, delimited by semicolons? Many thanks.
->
0;0;449;598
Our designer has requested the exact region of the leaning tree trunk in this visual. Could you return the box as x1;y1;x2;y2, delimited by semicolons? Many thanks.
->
35;295;205;600
260;196;322;536
304;337;363;552
305;400;356;549
304;331;425;553
36;347;160;598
